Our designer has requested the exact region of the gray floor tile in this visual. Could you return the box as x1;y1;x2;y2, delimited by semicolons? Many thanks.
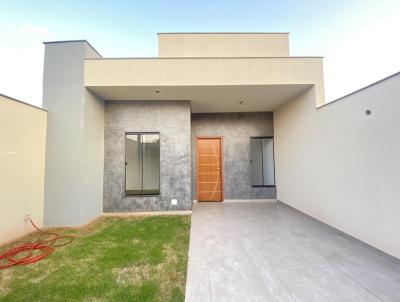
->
340;264;400;302
205;238;255;272
209;268;294;302
185;267;212;302
247;237;332;270
184;202;399;302
276;266;381;302
311;234;396;268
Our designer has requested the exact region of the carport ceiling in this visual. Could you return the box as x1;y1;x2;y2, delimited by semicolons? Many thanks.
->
87;84;312;113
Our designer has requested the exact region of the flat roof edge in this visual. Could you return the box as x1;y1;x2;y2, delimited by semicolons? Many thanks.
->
43;40;102;58
85;83;314;88
43;39;89;44
0;93;47;112
157;32;290;35
85;56;323;60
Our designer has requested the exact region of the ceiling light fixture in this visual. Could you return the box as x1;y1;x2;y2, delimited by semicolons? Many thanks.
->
239;100;245;105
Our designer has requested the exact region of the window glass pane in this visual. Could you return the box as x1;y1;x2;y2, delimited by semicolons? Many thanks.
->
125;133;160;195
262;138;275;186
250;137;275;186
126;135;142;194
143;134;159;144
250;138;263;186
142;135;160;194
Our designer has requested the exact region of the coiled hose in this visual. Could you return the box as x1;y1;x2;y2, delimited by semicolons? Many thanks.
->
0;219;75;269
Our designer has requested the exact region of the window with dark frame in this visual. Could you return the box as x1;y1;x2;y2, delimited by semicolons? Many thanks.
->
125;133;160;195
250;137;275;187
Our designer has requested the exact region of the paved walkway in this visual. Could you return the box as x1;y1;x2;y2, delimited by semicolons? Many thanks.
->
185;201;400;302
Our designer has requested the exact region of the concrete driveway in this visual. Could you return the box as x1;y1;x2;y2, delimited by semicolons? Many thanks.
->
185;201;400;302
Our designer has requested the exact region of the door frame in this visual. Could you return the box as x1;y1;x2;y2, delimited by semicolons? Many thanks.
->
195;136;224;202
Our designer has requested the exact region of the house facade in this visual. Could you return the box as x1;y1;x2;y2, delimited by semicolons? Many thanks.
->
42;33;324;225
1;32;398;258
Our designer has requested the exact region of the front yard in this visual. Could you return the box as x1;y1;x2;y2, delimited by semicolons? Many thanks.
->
0;215;190;301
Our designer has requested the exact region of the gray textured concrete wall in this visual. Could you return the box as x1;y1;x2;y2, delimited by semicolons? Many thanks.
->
192;112;276;200
104;101;191;212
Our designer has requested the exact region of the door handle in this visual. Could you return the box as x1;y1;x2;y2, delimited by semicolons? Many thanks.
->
216;167;221;170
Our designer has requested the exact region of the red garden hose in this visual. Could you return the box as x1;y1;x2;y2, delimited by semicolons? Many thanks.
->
0;219;75;269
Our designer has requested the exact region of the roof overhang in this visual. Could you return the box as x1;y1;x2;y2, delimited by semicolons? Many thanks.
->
84;57;324;112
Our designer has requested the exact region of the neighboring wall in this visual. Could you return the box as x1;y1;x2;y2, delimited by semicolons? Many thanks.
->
0;95;47;245
192;112;276;200
104;101;191;211
43;41;105;226
274;73;400;258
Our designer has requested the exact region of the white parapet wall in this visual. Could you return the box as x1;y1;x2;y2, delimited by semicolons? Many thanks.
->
274;72;400;259
158;32;290;57
0;94;47;245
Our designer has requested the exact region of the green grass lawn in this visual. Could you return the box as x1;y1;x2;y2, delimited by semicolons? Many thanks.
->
0;215;190;302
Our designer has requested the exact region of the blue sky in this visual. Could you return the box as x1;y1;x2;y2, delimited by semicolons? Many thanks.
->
0;0;399;106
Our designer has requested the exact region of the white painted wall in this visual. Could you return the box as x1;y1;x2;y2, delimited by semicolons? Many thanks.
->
43;41;104;226
81;88;105;222
0;95;47;245
274;73;400;258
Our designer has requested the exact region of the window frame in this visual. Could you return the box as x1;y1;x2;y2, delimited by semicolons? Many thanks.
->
250;136;276;188
124;132;161;196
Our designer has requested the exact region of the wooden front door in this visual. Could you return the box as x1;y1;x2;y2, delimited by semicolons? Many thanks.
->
196;137;224;202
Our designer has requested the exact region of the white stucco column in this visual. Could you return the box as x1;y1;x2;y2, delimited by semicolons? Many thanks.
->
43;40;104;226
